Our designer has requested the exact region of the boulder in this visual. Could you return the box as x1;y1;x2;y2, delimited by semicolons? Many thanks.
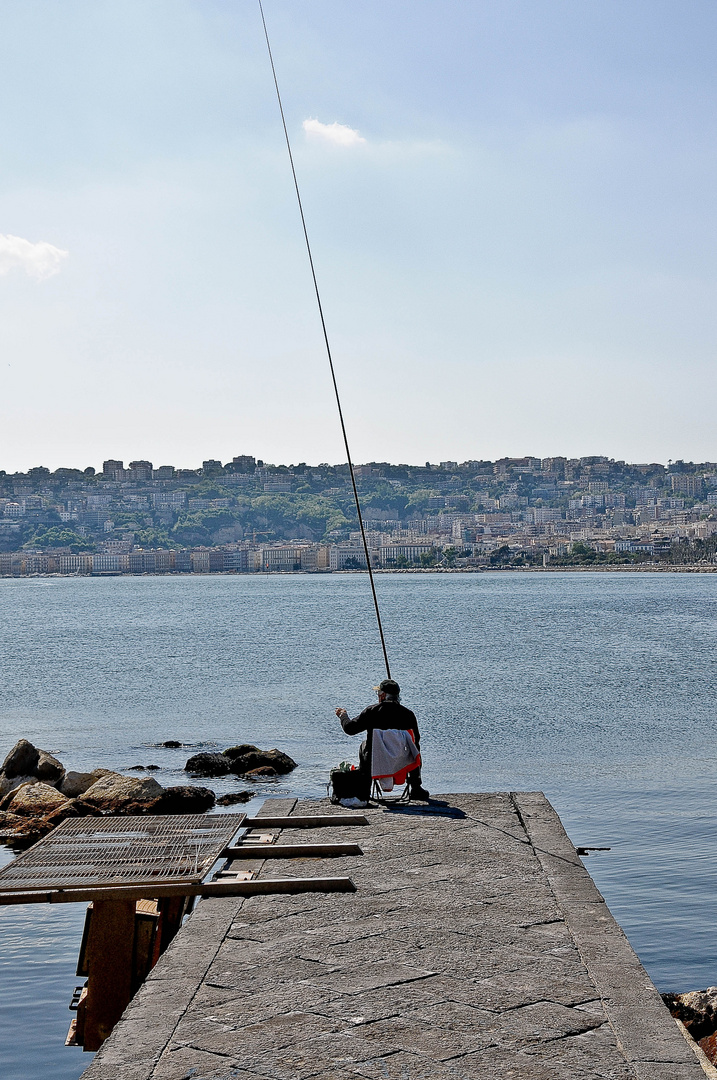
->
156;786;216;814
60;771;99;798
40;800;81;828
0;775;38;806
113;799;163;816
228;749;297;776
0;811;26;839
223;744;260;760
1;739;40;779
3;816;48;849
663;987;717;1043
89;768;113;782
162;740;182;748
2;803;81;848
184;752;231;777
216;791;254;806
245;765;279;777
5;782;71;818
79;773;164;812
66;798;96;818
35;750;65;785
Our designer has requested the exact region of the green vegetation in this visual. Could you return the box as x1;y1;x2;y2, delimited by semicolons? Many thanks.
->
3;455;717;568
24;527;95;552
548;548;638;566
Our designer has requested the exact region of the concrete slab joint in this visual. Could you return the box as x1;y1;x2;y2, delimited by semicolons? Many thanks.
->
80;793;704;1080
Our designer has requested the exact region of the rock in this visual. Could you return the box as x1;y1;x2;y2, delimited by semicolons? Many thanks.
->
67;798;96;818
223;744;260;760
4;782;71;818
60;771;98;798
114;799;163;816
41;801;81;829
0;775;38;807
0;777;39;810
5;816;48;849
1;739;40;779
216;791;254;806
184;752;231;777
0;811;25;834
79;773;164;812
156;786;216;814
4;803;81;847
107;785;217;817
162;740;182;748
228;749;297;776
129;765;147;770
699;1032;717;1065
245;765;279;777
145;764;160;771
0;800;84;847
89;768;113;782
663;987;717;1043
60;767;114;798
35;750;65;784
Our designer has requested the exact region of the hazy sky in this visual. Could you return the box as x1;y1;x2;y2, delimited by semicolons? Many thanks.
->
1;1;716;471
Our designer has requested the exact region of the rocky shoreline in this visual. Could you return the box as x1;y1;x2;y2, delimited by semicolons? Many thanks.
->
663;988;717;1068
0;738;297;849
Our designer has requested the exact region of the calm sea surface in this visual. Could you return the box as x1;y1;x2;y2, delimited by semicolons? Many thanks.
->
1;570;717;1078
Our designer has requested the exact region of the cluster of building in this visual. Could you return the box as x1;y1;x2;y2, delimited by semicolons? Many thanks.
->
1;453;717;576
0;541;440;577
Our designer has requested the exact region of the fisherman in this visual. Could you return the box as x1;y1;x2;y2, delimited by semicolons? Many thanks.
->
335;679;431;801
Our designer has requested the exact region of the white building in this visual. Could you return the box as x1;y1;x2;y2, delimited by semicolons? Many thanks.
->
261;546;303;571
330;545;370;571
379;543;435;567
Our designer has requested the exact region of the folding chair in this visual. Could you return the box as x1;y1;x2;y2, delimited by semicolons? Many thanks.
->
369;728;421;804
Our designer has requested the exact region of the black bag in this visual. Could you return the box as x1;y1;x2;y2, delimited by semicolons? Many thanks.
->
328;767;369;804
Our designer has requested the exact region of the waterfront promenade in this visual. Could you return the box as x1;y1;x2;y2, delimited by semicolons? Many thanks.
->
81;793;702;1080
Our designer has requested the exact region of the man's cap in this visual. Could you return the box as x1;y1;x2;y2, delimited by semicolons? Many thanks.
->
373;679;400;696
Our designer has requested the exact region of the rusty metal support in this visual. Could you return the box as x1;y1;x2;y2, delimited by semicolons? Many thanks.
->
81;899;136;1052
223;842;363;859
0;876;356;906
242;815;368;828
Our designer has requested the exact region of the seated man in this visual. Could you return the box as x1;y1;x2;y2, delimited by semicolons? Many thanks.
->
335;679;431;801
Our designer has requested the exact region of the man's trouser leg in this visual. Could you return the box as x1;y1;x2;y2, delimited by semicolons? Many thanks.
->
407;765;430;799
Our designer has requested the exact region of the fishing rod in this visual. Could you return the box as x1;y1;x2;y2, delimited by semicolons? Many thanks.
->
258;0;392;680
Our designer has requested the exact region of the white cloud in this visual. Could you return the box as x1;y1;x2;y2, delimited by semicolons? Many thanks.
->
302;118;366;147
0;234;68;281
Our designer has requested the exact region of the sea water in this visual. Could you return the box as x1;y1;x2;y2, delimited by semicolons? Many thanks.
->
1;570;716;1079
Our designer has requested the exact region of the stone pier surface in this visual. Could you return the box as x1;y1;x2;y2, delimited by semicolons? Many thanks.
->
80;793;703;1080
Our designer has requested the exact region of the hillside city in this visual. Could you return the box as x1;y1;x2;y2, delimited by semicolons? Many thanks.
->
2;454;717;576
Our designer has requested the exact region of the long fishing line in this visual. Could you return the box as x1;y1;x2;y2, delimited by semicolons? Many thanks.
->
258;0;392;679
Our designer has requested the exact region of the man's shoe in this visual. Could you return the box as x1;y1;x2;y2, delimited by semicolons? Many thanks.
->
409;785;431;801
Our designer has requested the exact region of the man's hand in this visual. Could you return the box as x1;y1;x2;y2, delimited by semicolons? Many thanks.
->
335;707;348;720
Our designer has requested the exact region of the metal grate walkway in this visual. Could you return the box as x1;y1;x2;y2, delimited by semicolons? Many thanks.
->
0;814;246;892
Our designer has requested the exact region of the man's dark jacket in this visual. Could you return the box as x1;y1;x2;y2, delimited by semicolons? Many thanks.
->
341;700;421;753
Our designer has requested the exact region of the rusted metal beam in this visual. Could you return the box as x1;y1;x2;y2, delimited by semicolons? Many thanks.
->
0;876;356;905
242;814;369;829
223;842;363;859
82;898;135;1051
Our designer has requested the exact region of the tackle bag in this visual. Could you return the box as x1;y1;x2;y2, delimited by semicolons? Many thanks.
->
328;763;370;804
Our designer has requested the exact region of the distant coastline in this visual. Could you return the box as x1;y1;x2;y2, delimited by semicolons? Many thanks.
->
3;453;717;577
4;563;717;582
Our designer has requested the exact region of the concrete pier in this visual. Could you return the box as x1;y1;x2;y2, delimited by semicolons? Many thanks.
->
81;793;703;1080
